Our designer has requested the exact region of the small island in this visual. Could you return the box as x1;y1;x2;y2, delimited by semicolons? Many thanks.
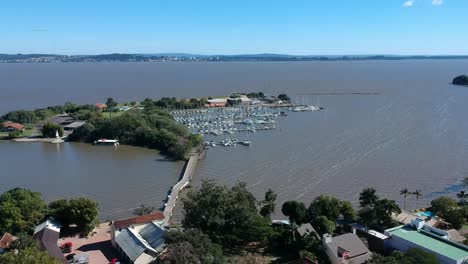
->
452;75;468;86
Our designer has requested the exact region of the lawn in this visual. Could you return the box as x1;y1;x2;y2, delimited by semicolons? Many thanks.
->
101;111;124;119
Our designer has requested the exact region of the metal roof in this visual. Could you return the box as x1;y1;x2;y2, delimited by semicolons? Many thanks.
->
115;228;146;262
139;222;166;252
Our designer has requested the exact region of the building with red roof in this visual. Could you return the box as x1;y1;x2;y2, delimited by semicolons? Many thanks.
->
1;121;25;132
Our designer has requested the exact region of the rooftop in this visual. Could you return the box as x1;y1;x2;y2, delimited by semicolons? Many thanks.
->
387;226;468;260
113;212;165;230
326;233;369;258
2;121;25;130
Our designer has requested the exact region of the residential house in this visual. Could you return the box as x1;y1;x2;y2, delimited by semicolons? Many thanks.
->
322;233;372;264
384;219;468;264
95;103;107;110
111;212;166;264
1;121;25;132
33;219;67;263
0;232;18;254
64;121;86;132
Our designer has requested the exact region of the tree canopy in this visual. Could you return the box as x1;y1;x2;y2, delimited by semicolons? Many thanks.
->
365;248;439;264
41;122;64;138
0;188;46;234
282;201;308;225
69;107;201;160
48;197;99;233
182;181;274;247
161;229;225;264
0;244;62;264
359;188;379;208
260;189;277;218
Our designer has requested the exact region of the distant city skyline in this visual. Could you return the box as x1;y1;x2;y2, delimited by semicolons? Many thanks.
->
1;0;467;55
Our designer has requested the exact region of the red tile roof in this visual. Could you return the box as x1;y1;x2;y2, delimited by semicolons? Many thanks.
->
0;232;18;249
95;103;107;109
2;121;25;130
113;212;165;230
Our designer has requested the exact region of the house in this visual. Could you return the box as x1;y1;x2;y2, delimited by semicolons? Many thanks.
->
95;103;107;110
384;219;468;264
111;212;166;264
1;121;25;132
33;219;67;263
0;232;18;254
64;121;86;132
206;98;227;108
322;233;372;264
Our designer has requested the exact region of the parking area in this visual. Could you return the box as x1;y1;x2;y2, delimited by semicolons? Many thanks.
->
59;223;118;264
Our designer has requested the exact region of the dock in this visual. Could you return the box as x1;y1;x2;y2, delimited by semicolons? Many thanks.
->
162;152;199;226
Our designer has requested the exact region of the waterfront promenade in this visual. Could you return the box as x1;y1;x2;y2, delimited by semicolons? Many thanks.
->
162;152;199;226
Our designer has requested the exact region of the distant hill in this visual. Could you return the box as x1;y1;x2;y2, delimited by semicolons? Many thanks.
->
453;75;468;86
1;53;468;63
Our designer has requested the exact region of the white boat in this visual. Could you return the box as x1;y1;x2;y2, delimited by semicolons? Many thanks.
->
94;139;119;146
241;139;251;146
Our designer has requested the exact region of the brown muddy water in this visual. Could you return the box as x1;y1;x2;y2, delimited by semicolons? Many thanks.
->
1;61;468;219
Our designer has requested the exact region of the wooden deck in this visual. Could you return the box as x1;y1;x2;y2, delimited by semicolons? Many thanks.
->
162;153;199;226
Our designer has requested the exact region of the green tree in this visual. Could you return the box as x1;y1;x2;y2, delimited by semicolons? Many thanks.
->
282;201;307;225
105;97;118;120
0;188;46;234
48;197;98;234
260;189;277;218
313;216;336;236
277;94;291;102
183;181;274;247
41;122;64;138
308;195;341;221
358;207;376;230
430;196;465;229
359;188;379;208
0;245;62;264
105;97;118;110
163;229;224;264
400;188;409;211
340;201;357;222
374;199;401;227
457;190;468;205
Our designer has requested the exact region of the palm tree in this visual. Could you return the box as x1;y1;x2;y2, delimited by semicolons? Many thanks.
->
412;190;422;210
400;188;409;211
412;190;422;200
359;188;379;208
457;190;468;205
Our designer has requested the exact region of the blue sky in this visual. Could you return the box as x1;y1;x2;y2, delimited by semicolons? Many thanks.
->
0;0;467;55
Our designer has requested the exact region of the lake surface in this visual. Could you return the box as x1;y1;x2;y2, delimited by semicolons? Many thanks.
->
1;61;468;218
0;141;184;220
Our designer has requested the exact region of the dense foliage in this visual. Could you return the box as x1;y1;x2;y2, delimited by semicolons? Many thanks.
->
69;107;202;160
430;196;467;229
182;181;274;247
365;248;439;264
141;97;208;110
0;102;96;124
0;188;46;234
0;244;62;264
160;229;225;264
48;197;99;233
453;75;468;86
358;188;401;229
41;122;64;138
